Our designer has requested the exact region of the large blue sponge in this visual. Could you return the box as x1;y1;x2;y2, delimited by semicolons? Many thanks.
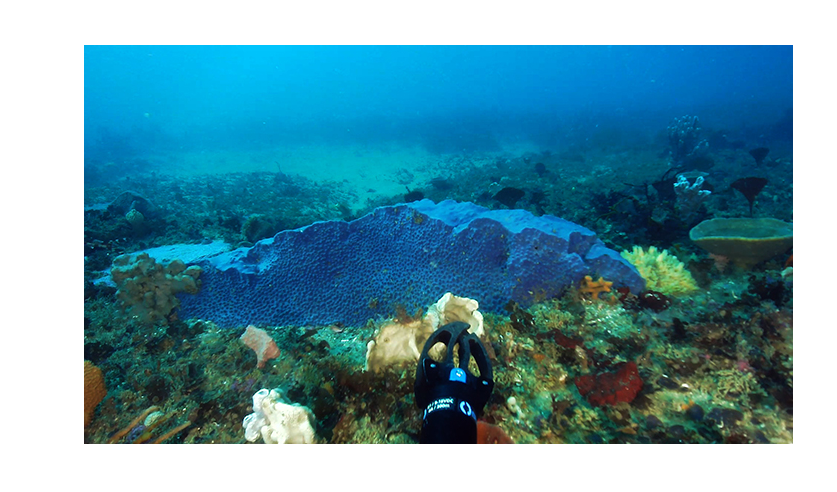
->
177;199;644;328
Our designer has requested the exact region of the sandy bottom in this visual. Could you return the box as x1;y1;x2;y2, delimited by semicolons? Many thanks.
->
147;140;544;210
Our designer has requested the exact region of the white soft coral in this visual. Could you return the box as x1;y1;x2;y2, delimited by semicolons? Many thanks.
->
243;389;316;444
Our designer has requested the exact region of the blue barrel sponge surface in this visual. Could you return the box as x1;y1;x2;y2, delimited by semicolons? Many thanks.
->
177;199;644;328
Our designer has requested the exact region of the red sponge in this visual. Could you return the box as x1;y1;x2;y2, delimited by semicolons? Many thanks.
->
575;361;643;407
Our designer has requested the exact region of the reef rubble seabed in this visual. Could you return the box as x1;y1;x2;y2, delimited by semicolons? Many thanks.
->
176;199;644;328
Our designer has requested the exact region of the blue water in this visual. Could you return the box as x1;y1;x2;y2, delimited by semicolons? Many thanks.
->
84;45;791;164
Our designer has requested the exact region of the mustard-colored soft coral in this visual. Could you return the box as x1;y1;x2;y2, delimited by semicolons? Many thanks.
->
620;246;697;296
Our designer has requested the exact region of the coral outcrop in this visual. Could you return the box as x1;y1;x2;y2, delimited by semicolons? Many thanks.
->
84;360;106;427
111;252;202;324
620;246;697;296
243;389;316;444
106;191;158;218
177;199;644;328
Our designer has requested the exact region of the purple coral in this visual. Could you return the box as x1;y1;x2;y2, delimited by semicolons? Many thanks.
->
176;199;644;328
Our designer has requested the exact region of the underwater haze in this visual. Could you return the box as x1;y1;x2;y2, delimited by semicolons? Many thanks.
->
84;46;791;180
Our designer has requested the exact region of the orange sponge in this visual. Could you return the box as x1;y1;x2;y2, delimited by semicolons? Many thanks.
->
477;421;514;444
580;275;613;300
84;361;106;427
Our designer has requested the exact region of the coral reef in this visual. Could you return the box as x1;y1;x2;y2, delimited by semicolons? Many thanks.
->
83;230;794;446
620;246;697;296
83;111;793;445
110;252;202;324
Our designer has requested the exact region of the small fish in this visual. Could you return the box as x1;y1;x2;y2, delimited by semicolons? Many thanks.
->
429;177;453;190
493;187;524;208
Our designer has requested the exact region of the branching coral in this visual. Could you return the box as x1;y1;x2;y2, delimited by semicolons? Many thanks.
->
711;369;768;404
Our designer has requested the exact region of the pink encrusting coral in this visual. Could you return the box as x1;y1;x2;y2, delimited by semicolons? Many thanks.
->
240;325;280;368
